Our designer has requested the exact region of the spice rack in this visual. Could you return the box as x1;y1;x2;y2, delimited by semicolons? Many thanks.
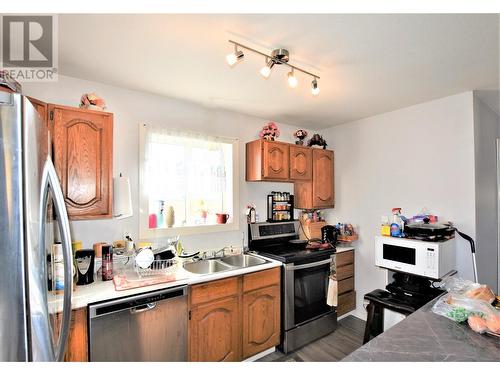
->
267;192;294;222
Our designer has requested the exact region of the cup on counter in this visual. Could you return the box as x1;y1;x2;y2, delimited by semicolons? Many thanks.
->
93;242;107;258
216;213;230;224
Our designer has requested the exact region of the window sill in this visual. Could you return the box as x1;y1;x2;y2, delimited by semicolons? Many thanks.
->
140;221;239;238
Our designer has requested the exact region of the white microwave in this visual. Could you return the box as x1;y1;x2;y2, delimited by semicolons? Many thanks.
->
375;236;455;279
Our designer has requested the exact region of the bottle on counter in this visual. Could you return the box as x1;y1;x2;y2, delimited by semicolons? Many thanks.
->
249;206;256;223
52;242;64;292
46;254;52;291
101;244;113;281
157;200;165;228
390;208;403;237
381;216;391;236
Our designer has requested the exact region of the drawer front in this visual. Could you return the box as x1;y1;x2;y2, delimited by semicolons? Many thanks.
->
336;263;354;281
190;277;239;306
243;267;280;293
337;290;356;316
336;250;354;267
338;277;355;295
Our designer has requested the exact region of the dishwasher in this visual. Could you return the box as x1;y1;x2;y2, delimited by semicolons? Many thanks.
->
88;285;187;361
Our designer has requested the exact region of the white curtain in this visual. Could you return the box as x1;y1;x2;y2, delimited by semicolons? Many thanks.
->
143;125;230;224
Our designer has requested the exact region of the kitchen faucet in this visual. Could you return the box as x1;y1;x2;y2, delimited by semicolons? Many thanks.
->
213;246;230;258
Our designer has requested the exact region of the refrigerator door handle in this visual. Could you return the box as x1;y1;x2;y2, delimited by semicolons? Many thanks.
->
40;157;73;361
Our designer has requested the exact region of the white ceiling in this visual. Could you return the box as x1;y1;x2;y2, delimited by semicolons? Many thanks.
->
58;14;499;129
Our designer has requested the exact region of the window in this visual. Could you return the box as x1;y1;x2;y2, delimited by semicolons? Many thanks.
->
139;124;238;237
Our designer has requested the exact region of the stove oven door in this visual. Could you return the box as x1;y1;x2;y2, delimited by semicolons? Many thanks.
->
284;256;334;330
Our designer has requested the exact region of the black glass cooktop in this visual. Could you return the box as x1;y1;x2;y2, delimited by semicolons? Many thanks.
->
251;244;336;264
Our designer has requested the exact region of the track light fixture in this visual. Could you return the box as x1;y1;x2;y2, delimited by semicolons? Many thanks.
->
226;40;320;96
260;58;274;79
226;44;244;66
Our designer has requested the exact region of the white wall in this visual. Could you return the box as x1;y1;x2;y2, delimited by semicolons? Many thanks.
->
322;92;476;319
473;92;500;292
23;75;311;252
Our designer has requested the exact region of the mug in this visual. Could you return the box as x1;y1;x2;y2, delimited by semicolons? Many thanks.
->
216;213;230;224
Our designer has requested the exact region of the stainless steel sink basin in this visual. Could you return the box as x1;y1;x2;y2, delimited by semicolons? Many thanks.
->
182;259;234;274
220;254;267;268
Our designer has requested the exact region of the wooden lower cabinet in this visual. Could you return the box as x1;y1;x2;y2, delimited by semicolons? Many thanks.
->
335;250;356;316
189;296;241;362
54;308;88;362
242;284;280;358
188;267;281;362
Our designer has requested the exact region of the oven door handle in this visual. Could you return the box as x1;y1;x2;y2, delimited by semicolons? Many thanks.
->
286;258;332;270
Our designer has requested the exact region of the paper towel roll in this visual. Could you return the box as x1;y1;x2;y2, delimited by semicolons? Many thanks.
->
113;174;133;219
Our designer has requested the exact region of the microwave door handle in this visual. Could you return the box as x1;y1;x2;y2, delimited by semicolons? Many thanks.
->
44;157;73;361
287;258;332;271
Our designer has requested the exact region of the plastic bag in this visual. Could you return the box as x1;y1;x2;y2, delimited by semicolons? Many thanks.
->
438;277;495;303
432;276;500;335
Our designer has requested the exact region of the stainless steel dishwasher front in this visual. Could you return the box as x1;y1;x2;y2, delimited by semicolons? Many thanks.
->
88;285;188;361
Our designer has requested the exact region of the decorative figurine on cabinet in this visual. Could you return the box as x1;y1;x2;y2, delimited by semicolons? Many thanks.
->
259;121;280;141
293;129;308;145
307;133;327;149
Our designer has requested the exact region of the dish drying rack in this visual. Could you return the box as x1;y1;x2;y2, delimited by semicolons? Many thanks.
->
134;257;178;278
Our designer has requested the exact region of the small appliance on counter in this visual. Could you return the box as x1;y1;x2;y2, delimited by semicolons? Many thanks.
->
75;249;95;285
365;234;456;343
375;236;455;280
267;191;294;222
404;219;455;242
321;225;338;246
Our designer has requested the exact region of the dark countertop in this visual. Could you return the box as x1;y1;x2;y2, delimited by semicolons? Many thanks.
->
342;298;500;361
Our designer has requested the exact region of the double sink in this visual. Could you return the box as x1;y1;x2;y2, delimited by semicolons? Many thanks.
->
183;254;268;275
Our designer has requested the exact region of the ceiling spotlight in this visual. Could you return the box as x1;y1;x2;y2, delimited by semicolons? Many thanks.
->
260;58;275;79
226;40;320;96
226;45;244;66
287;69;298;88
311;78;320;96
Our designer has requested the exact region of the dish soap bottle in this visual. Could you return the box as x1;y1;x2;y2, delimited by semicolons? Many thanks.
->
390;208;403;237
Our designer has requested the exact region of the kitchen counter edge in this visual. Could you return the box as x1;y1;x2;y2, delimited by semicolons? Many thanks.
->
63;255;282;311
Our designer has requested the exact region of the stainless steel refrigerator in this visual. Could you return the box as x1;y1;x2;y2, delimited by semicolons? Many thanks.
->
0;92;73;361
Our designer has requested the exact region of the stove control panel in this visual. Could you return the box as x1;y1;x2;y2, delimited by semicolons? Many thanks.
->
248;221;300;241
259;223;296;237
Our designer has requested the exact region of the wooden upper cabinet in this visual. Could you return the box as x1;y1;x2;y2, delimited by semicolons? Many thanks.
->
312;148;334;207
50;104;113;220
294;148;334;209
246;139;289;181
28;97;48;128
189;296;241;362
290;145;312;180
262;141;289;180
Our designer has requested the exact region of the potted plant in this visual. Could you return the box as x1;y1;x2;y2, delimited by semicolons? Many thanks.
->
259;122;280;141
79;92;106;111
293;129;308;145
